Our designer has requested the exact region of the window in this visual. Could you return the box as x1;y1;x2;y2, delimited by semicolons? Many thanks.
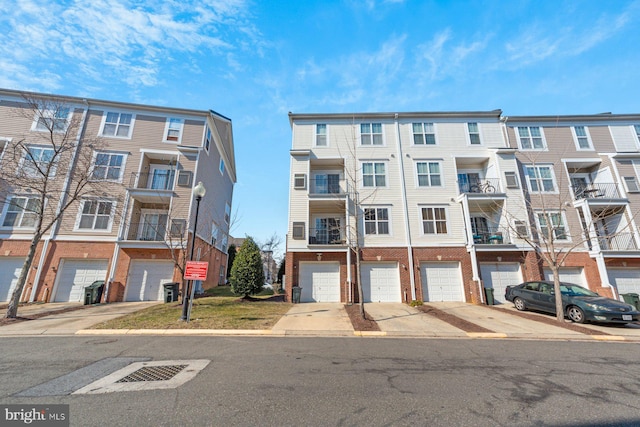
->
634;125;640;144
224;203;231;224
22;146;56;178
360;123;383;145
34;107;71;132
92;152;124;182
573;126;592;149
505;171;519;188
624;176;640;192
517;126;545;149
169;219;186;237
416;162;442;187
537;212;568;240
204;127;212;152
102;112;133;138
525;165;556;192
362;162;386;187
412;123;436;145
314;174;340;194
364;208;389;235
211;223;219;246
468;123;481;145
294;174;307;189
316;124;327;147
165;118;184;142
221;235;228;253
77;200;113;231
2;196;40;228
421;207;447;234
292;222;305;240
219;158;225;175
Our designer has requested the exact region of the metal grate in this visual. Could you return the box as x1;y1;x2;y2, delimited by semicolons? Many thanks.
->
116;365;188;383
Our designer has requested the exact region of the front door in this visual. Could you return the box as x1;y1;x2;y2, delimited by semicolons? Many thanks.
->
149;165;175;190
139;212;168;241
315;218;341;244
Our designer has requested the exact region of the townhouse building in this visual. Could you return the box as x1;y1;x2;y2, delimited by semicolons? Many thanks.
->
0;89;235;304
285;110;640;305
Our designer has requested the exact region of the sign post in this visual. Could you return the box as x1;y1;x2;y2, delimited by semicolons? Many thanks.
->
184;261;209;321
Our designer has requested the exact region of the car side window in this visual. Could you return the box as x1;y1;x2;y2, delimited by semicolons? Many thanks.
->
523;282;539;292
539;283;553;294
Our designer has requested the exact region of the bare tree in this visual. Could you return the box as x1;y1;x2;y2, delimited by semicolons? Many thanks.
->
260;232;282;284
1;95;117;318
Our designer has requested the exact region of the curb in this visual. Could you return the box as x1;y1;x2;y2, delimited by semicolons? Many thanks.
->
466;332;508;339
76;329;274;336
353;331;387;337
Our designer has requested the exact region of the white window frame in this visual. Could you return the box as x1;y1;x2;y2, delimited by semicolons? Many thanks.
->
360;123;383;146
315;124;327;147
221;235;228;253
361;161;387;188
634;125;640;145
572;126;593;150
363;207;391;235
412;122;436;145
624;176;640;193
1;195;41;229
20;146;57;178
74;199;116;232
467;122;481;145
204;127;212;153
517;126;546;150
100;111;135;139
524;164;558;193
536;211;570;242
416;161;442;187
90;151;127;183
211;223;219;247
504;171;520;188
163;118;184;143
420;206;449;235
219;158;225;175
224;203;231;225
32;107;72;133
294;174;307;190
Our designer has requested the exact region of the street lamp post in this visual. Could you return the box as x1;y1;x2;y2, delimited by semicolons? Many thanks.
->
181;181;206;322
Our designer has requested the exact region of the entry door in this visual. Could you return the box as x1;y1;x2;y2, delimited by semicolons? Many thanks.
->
315;218;341;244
315;174;340;194
139;212;168;241
571;175;590;199
149;166;175;190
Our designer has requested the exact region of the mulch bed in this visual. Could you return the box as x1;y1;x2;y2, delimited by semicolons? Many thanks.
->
344;304;381;331
488;305;611;336
418;304;494;333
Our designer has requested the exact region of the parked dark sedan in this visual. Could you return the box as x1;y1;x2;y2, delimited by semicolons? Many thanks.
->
505;281;640;324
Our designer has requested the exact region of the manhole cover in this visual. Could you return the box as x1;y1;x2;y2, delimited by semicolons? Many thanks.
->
116;365;187;383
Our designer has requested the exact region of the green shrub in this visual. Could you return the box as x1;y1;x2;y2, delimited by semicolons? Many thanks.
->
410;300;424;307
229;237;265;297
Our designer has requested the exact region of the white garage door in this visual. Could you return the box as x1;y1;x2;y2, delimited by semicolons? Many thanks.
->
299;262;340;302
54;259;109;302
0;258;24;302
480;263;522;304
361;263;401;302
125;260;175;301
607;268;640;295
421;262;464;302
544;267;585;287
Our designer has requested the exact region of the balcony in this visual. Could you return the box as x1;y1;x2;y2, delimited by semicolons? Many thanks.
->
597;232;638;251
459;178;502;194
122;219;186;243
310;176;347;196
572;183;622;200
308;227;346;245
472;226;512;245
128;171;175;203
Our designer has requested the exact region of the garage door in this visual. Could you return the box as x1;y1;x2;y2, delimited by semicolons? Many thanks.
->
0;258;24;302
480;263;522;304
54;259;109;302
125;260;175;301
607;268;640;295
421;262;464;302
361;263;401;302
299;262;340;302
543;267;585;287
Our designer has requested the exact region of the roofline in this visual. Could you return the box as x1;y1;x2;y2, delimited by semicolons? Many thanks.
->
506;113;640;123
0;87;212;117
288;110;503;127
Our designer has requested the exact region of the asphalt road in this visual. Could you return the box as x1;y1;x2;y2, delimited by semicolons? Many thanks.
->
1;336;639;426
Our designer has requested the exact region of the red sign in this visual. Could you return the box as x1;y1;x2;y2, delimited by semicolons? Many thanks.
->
184;261;209;280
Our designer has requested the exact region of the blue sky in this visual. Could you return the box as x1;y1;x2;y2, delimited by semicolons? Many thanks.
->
2;0;640;258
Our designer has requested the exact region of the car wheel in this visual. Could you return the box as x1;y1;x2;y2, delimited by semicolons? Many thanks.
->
514;297;526;311
567;306;585;324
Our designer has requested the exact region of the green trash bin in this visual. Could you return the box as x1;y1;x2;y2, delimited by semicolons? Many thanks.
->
484;287;495;306
163;282;180;303
84;280;105;305
292;286;302;304
621;293;640;310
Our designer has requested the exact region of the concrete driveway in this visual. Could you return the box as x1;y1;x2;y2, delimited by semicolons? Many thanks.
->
271;303;354;336
363;303;466;337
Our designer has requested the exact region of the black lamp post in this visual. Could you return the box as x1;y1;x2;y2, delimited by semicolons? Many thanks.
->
181;181;206;322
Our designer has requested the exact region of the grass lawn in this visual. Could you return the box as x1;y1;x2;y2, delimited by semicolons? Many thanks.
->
91;286;291;330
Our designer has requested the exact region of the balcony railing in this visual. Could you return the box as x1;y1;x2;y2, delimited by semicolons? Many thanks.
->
572;183;621;199
310;177;346;195
129;171;175;190
308;227;346;245
597;232;638;251
472;226;512;245
123;220;186;241
459;178;501;194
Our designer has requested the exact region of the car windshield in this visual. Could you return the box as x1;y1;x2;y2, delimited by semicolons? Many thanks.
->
559;284;599;297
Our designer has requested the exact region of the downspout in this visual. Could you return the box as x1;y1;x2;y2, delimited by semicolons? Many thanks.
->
30;98;90;302
394;115;416;301
346;179;352;303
